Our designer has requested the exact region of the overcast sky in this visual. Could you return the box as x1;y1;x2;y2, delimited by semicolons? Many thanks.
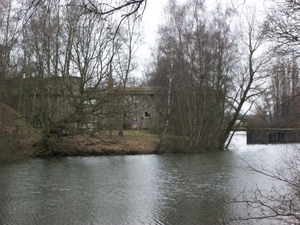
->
135;0;267;78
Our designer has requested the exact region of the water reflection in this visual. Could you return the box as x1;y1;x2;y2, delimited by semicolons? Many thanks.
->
227;131;247;150
0;137;293;225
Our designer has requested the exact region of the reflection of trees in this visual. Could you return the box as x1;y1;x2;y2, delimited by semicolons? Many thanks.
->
151;154;235;224
1;150;288;224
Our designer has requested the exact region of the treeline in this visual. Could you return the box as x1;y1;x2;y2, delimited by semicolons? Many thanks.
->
148;0;300;151
251;56;300;128
0;0;299;152
0;0;144;148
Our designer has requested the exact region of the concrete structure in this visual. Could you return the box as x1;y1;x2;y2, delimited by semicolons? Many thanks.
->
245;128;300;144
17;75;157;131
120;86;157;130
82;86;157;131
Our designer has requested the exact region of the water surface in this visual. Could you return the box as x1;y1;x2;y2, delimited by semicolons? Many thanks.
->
0;132;294;224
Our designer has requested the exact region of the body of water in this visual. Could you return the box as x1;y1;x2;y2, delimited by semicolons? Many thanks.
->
0;132;296;224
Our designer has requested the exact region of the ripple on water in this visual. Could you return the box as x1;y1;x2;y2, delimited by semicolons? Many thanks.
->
0;150;287;225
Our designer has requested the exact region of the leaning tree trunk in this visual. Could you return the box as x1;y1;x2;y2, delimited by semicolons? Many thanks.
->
157;73;172;152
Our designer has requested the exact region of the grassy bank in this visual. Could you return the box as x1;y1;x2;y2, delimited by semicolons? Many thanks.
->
0;133;41;163
0;130;164;162
1;129;220;162
0;103;164;162
35;130;162;157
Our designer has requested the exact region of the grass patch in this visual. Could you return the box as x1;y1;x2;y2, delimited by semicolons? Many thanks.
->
0;133;41;162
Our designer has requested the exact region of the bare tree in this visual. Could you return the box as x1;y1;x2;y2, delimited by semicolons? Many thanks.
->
148;1;275;151
219;6;272;149
150;0;238;152
0;0;144;153
266;0;300;55
21;0;146;37
0;0;21;132
221;148;300;224
219;2;300;223
114;13;142;136
250;0;300;129
253;56;300;129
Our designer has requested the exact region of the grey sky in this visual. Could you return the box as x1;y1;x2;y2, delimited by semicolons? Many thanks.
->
136;0;267;78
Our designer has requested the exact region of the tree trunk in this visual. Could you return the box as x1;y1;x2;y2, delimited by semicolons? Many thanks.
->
157;74;172;151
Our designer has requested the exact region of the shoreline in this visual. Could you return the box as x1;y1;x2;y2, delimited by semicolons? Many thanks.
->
0;130;218;163
0;131;167;162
